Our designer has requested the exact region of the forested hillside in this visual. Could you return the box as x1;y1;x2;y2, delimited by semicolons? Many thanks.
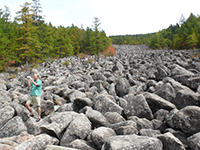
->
0;0;112;71
110;13;200;50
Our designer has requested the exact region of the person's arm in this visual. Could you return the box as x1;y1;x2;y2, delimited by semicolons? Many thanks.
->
28;78;32;87
31;80;39;86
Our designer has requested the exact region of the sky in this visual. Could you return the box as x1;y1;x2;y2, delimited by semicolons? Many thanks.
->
1;0;200;36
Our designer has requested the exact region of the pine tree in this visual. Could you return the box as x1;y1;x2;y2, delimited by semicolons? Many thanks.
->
15;2;40;67
92;17;101;59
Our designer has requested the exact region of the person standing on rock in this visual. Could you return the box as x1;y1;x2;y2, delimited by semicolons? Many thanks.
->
25;73;42;122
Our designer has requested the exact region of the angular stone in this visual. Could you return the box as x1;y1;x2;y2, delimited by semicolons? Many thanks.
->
143;92;176;114
14;134;59;150
94;94;123;115
88;127;116;149
187;132;200;150
124;94;153;120
104;112;125;124
101;134;163;150
0;105;15;128
0;116;27;138
60;113;91;146
157;132;185;150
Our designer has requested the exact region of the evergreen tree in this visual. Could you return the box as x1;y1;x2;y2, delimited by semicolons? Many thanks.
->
15;2;40;67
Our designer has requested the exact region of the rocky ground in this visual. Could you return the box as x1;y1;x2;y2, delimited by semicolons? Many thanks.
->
0;45;200;150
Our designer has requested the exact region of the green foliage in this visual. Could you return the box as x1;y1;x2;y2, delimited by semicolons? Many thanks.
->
110;13;200;50
87;59;96;63
63;60;70;66
0;0;111;71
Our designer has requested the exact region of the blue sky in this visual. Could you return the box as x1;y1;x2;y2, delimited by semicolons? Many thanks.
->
1;0;200;36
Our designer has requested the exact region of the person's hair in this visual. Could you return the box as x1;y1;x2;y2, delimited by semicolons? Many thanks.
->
34;73;39;78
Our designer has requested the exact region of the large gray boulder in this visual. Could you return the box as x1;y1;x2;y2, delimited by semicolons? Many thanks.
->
104;112;125;124
101;134;163;150
41;111;78;139
124;94;153;120
0;105;15;128
0;89;11;105
157;132;186;150
0;116;27;138
60;113;92;146
81;106;110;128
88;127;116;149
115;78;130;97
94;94;123;115
174;89;200;109
166;106;200;135
40;100;55;118
143;92;176;113
139;129;161;137
68;139;95;150
45;145;79;150
14;134;59;150
155;83;176;102
25;117;49;135
187;132;200;150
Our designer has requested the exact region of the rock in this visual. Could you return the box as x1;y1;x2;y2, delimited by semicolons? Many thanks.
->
115;125;139;135
139;129;161;137
174;89;200;109
68;139;95;150
166;106;200;136
90;71;107;82
104;112;125;124
171;64;194;77
94;94;123;115
41;100;55;118
110;120;138;135
0;79;6;90
101;134;163;150
154;109;169;122
10;102;38;122
81;106;110;128
60;113;92;146
25;117;49;135
88;127;116;149
152;119;166;133
67;90;86;103
112;61;124;72
175;75;200;90
0;131;34;148
41;111;78;139
187;132;200;150
115;78;130;97
155;83;176;102
14;134;59;150
56;103;78;112
0;144;14;150
0;105;15;128
45;145;79;150
165;128;188;146
155;65;170;81
129;116;153;130
18;94;29;105
73;97;93;111
143;92;176;114
52;76;66;85
0;116;27;138
124;94;153;120
157;132;186;150
0;89;11;105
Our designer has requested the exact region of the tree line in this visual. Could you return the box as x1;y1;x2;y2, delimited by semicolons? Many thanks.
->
110;13;200;50
0;0;112;71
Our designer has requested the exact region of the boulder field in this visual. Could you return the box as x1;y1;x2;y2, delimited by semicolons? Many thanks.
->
0;45;200;150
